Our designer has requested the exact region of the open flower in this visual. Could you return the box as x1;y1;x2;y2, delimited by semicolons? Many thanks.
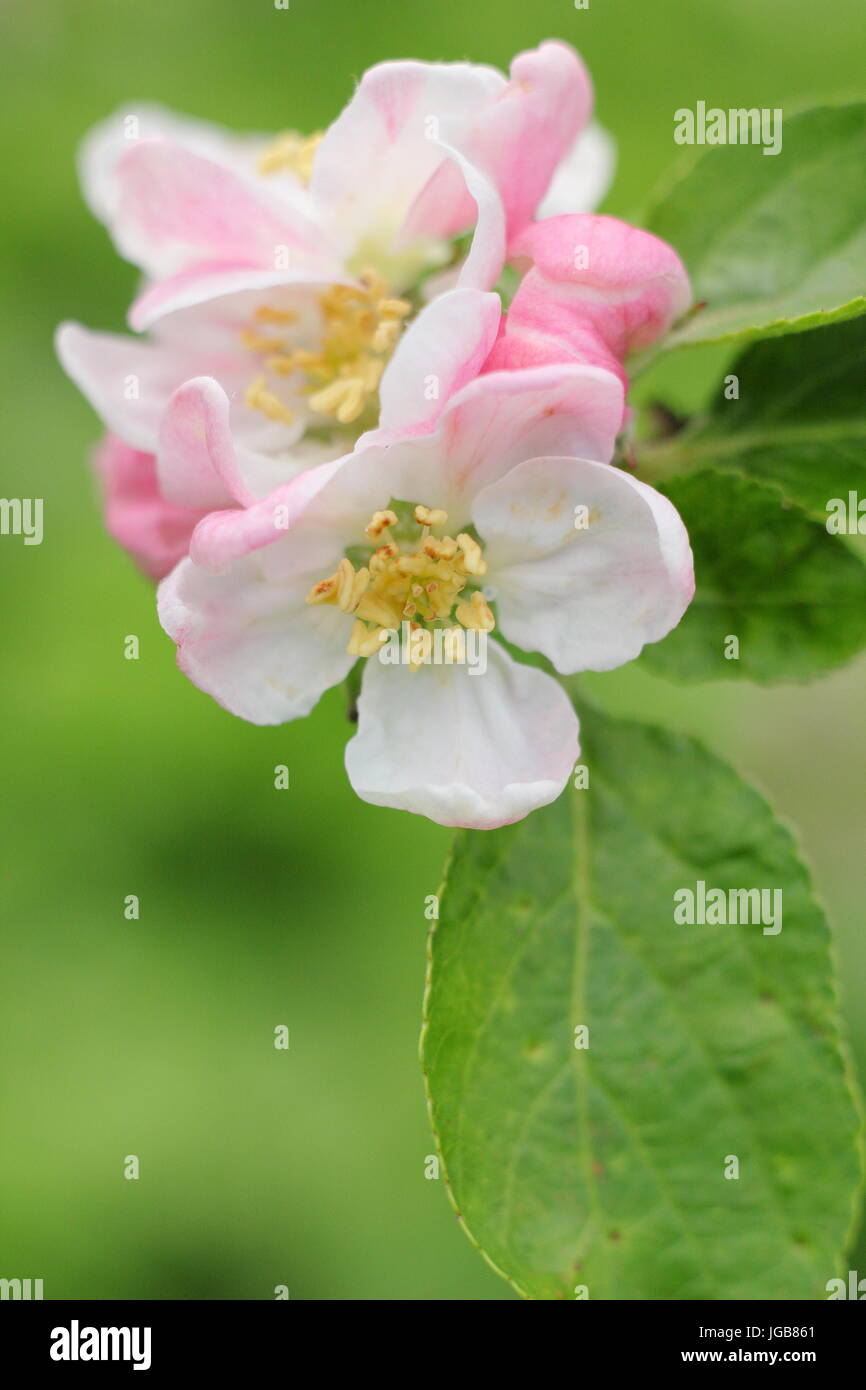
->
57;44;605;558
157;365;694;828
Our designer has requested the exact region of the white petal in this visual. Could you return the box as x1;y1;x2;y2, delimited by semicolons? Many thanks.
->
474;455;695;673
536;122;617;220
78;103;266;222
158;553;354;725
56;321;198;452
346;640;579;828
376;288;501;437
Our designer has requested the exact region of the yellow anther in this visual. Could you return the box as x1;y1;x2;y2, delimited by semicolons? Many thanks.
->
356;593;402;628
305;558;368;614
358;267;390;300
254;306;299;325
364;510;398;541
347;620;389;658
264;354;299;376
369;541;398;573
455;590;495;632
414;505;448;528
308;376;367;424
257;131;323;183
239;329;288;354
456;532;488;576
244;377;295;425
309;501;494;658
377;298;412;320
396;554;429;576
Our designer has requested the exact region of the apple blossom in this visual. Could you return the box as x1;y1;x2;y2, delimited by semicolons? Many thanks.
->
157;364;694;829
57;42;612;577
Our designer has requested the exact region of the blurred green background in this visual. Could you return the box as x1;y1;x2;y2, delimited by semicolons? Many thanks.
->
1;0;864;1300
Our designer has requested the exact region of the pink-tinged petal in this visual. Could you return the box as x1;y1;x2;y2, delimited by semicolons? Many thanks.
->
157;378;253;509
94;434;208;581
56;320;200;452
310;59;504;255
78;103;268;223
474;455;694;672
187;359;625;582
432;363;625;507
409;42;593;246
483;313;627;386
187;457;350;574
506;213;692;359
158;554;354;725
375;289;501;438
437;138;506;292
346;640;579;828
128;263;348;333
112;140;338;284
536;121;617;220
157;369;339;511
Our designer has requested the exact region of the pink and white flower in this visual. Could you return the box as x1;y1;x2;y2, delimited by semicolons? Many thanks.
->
56;45;606;549
58;43;614;577
157;364;694;828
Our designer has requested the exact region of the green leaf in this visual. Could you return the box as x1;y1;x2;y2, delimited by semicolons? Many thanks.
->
421;705;862;1300
642;317;866;522
639;469;866;682
645;104;866;349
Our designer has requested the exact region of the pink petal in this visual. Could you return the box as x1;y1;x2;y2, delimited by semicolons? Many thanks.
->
504;213;692;362
310;59;504;255
157;377;253;509
94;434;208;581
409;42;593;245
78;103;268;223
112;139;338;286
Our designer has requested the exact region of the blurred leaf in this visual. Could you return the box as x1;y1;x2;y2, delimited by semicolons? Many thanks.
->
422;704;862;1300
640;470;866;682
646;104;866;348
641;318;866;522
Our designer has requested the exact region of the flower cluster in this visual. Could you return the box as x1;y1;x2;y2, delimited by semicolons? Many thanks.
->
58;41;695;828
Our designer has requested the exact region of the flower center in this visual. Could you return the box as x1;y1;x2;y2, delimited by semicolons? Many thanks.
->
306;504;495;666
241;271;412;430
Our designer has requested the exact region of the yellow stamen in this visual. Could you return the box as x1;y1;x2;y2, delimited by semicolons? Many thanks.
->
455;590;495;632
257;131;323;183
414;505;448;527
238;267;411;430
364;509;398;541
306;503;495;660
240;329;289;354
254;306;299;325
305;557;369;614
244;376;294;425
456;532;487;576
